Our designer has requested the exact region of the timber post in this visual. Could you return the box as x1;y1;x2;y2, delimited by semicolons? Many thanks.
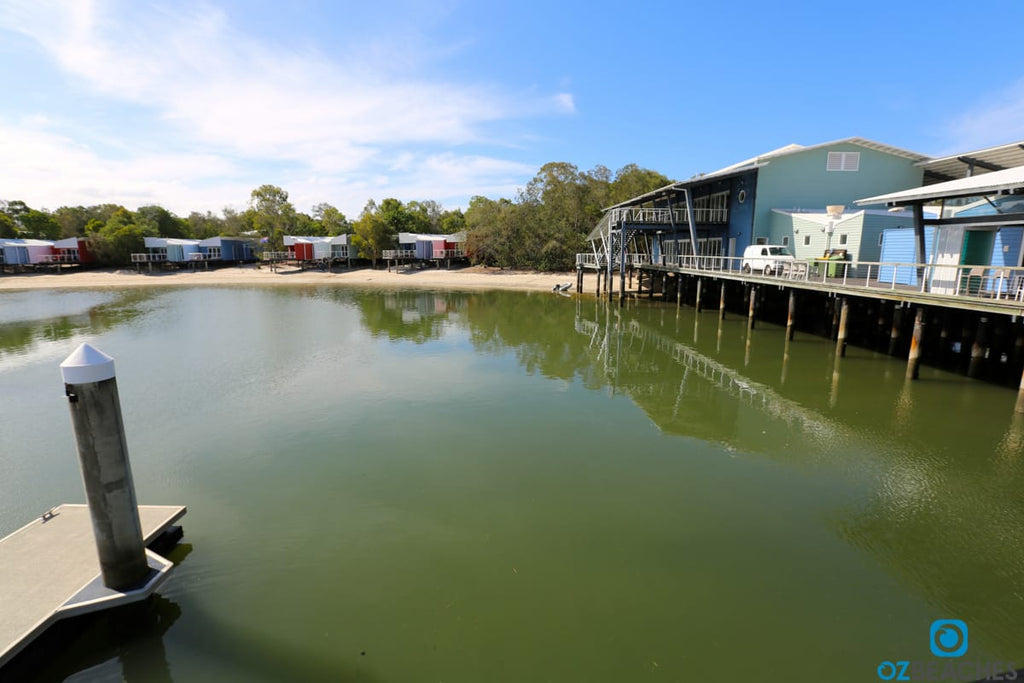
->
836;298;850;358
907;307;925;380
719;282;726;320
786;290;796;341
695;278;703;312
969;316;988;379
889;305;904;356
747;286;756;332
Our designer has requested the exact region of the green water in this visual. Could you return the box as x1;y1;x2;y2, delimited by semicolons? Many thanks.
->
2;286;1023;682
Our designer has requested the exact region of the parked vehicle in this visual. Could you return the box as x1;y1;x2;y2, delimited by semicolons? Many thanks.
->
741;245;794;275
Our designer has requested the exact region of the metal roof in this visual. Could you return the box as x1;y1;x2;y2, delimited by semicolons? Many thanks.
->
917;140;1024;182
709;137;928;176
604;164;767;211
856;164;1024;206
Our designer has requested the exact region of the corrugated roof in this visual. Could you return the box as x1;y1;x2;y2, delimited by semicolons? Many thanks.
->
918;140;1024;182
709;137;928;176
856;164;1024;206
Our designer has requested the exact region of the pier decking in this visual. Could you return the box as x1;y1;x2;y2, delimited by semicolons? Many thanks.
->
0;504;186;668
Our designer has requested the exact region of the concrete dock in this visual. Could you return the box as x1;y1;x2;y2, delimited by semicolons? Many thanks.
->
0;503;186;668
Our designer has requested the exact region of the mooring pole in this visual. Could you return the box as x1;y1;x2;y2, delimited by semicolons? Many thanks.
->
677;276;684;309
747;286;756;332
60;343;149;591
907;307;925;380
889;305;904;356
786;290;796;341
1016;365;1024;414
969;316;988;379
719;282;726;320
695;278;703;312
836;298;850;357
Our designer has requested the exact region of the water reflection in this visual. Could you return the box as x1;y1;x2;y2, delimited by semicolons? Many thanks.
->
0;290;154;361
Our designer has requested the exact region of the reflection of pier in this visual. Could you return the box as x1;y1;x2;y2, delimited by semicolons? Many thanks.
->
575;310;847;447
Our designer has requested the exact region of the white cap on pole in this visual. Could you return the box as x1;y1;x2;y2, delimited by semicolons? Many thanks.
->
60;343;116;384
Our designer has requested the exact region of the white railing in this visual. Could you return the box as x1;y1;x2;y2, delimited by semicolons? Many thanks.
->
577;252;650;268
608;207;688;225
261;251;290;260
643;255;1024;305
131;253;151;263
39;253;80;264
383;249;415;259
433;248;465;259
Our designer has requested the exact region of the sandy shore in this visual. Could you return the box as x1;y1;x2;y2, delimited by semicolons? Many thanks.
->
0;264;582;293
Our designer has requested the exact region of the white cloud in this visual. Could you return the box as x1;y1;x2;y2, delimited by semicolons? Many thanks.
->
941;77;1024;153
0;0;574;215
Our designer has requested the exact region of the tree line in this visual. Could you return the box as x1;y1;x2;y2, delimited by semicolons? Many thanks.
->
0;161;669;270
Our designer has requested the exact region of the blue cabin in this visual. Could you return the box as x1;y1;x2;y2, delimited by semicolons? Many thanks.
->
199;237;255;262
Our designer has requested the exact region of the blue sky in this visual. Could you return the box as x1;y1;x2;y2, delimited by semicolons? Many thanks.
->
1;0;1022;219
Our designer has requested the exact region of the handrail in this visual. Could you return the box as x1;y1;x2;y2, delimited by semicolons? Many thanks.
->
633;254;1024;304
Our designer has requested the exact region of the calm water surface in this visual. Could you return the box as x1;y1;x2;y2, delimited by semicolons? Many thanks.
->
1;285;1023;682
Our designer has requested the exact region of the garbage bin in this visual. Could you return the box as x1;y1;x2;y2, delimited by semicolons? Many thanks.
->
826;254;847;278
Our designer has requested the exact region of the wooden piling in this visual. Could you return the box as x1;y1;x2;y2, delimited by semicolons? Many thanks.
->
969;316;988;378
888;305;903;356
695;278;703;312
747;286;756;332
830;298;840;340
786;290;796;341
719;282;726;320
836;298;850;358
907;307;925;380
1016;365;1024;414
677;276;684;308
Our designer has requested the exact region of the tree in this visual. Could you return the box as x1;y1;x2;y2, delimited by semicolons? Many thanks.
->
313;202;351;235
352;200;396;266
86;208;154;265
439;208;466;235
249;184;296;248
19;210;61;240
137;205;190;238
0;212;16;238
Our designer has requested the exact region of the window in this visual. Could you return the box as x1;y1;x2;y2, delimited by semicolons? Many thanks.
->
878;234;884;247
826;151;860;172
693;191;730;223
803;235;811;246
839;234;848;246
781;236;789;246
755;237;767;245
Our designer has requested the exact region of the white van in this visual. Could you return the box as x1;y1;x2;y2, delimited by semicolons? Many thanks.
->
741;245;794;276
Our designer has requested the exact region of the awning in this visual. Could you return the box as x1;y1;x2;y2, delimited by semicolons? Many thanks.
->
856;165;1024;207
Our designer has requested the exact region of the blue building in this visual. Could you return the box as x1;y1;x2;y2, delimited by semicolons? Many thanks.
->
588;137;927;269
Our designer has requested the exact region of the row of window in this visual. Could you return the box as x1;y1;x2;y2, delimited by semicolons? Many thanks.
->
777;233;885;247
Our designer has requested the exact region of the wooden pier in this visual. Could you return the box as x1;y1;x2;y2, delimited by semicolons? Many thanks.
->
0;504;186;668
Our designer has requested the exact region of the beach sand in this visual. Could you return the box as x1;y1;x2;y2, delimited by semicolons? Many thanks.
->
0;264;585;293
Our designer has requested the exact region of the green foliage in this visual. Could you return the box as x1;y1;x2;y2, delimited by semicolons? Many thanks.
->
352;200;396;265
84;208;156;265
249;184;296;248
0;212;16;238
137;205;190;238
18;210;61;239
466;162;670;271
313;203;350;235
